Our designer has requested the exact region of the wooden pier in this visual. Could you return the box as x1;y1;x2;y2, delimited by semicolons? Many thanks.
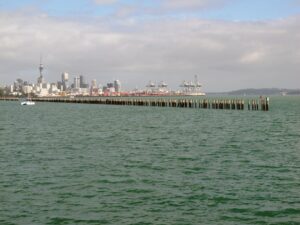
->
26;97;269;111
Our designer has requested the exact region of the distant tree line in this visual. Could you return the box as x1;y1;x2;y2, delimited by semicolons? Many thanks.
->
0;87;12;97
228;88;300;96
287;90;300;95
0;88;4;96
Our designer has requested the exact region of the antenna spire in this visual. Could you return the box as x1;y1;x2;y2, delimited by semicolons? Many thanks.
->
39;54;44;77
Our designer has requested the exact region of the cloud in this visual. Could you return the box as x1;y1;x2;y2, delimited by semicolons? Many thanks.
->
93;0;118;5
240;51;265;64
0;11;299;91
161;0;231;11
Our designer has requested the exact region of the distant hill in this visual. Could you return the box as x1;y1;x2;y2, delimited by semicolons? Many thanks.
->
227;88;300;96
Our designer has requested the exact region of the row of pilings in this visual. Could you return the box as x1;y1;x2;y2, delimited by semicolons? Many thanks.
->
0;97;19;101
31;97;270;111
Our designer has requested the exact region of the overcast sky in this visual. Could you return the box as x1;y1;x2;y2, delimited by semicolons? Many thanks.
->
0;0;300;91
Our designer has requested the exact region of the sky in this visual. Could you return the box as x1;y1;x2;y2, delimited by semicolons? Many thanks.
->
0;0;300;91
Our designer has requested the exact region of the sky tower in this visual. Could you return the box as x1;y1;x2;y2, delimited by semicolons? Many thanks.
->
37;55;45;84
39;56;44;77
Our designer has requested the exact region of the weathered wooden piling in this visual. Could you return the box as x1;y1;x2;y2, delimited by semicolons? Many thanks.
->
260;97;269;111
18;96;270;111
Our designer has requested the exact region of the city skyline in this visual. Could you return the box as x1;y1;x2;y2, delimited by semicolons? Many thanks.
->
0;0;300;91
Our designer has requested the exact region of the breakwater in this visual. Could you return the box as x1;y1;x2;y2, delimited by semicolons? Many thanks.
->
29;97;269;111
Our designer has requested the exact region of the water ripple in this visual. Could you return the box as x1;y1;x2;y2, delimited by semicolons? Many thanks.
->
0;97;300;224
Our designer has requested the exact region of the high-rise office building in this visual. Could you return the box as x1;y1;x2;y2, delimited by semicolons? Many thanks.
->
62;72;69;82
107;83;114;88
91;79;97;89
79;75;88;88
74;76;80;89
114;80;121;92
61;72;69;91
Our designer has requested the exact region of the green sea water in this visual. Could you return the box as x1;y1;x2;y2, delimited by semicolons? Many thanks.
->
0;97;299;225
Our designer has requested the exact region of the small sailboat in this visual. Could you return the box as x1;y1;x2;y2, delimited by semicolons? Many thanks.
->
21;93;35;106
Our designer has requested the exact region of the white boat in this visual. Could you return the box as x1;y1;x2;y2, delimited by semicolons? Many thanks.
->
21;94;35;105
21;100;35;105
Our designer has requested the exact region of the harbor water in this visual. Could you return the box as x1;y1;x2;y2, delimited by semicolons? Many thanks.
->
0;96;299;224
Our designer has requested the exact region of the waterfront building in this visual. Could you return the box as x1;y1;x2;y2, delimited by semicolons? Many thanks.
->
80;75;88;88
70;76;90;96
98;84;103;95
107;83;114;88
74;76;80;89
90;79;99;96
57;81;63;91
62;72;69;82
49;83;59;95
37;87;49;97
9;85;14;93
102;82;121;96
91;79;97;89
114;80;121;93
42;83;50;89
22;85;33;94
61;72;69;91
13;79;24;93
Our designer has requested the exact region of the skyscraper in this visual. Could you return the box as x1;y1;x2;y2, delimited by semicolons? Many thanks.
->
61;72;69;91
79;75;88;88
114;80;121;92
62;72;69;82
91;79;97;89
74;76;80;89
